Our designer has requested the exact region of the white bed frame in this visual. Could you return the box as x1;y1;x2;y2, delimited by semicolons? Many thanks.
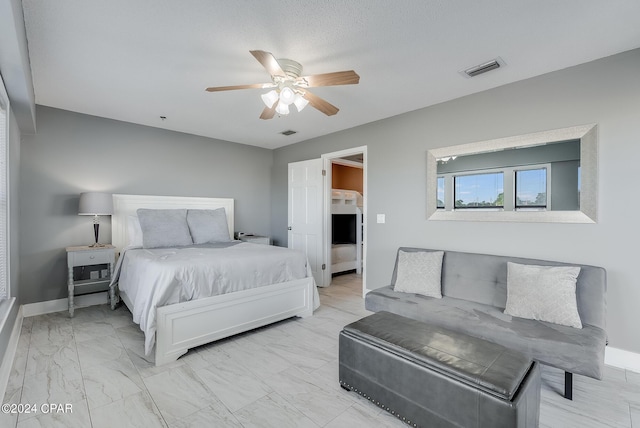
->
111;194;315;366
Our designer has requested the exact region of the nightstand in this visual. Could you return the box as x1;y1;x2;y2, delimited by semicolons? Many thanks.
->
238;234;271;245
66;245;116;317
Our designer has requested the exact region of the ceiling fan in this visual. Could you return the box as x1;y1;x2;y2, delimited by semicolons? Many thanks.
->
205;50;360;120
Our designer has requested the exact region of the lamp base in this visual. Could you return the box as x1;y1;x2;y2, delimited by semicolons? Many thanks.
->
89;242;108;248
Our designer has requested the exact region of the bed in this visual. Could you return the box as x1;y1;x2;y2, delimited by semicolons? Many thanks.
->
110;194;318;366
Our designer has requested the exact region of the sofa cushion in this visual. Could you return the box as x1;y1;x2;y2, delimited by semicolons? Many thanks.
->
505;262;582;328
394;250;444;298
365;286;606;380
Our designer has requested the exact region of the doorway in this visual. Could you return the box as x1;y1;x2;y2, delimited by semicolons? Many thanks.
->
322;146;367;296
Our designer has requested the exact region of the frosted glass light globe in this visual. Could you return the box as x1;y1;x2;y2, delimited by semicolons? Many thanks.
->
275;102;290;115
279;87;296;105
261;90;279;108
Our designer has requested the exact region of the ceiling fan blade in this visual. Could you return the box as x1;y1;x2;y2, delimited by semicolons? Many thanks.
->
250;50;286;78
296;70;360;87
259;105;276;120
206;83;271;92
302;90;339;116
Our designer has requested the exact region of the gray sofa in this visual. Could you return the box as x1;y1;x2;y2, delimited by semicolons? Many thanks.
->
365;247;607;400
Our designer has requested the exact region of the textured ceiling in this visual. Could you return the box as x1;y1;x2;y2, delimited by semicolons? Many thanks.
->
21;0;640;149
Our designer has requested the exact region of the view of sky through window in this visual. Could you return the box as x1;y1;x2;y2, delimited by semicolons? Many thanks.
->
437;177;445;208
454;172;504;208
515;168;546;206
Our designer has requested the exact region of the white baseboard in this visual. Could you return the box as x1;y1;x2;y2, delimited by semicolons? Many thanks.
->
605;346;640;373
22;292;109;317
0;302;23;402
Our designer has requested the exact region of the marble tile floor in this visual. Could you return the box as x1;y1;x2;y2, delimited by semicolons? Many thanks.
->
1;273;639;427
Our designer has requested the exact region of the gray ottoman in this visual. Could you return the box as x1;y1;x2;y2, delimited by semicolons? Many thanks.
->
339;311;540;428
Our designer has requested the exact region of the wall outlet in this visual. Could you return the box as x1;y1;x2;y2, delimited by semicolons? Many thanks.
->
377;214;386;224
101;269;108;278
90;271;99;280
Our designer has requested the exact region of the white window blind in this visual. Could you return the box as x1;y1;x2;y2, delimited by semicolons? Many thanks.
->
0;75;9;300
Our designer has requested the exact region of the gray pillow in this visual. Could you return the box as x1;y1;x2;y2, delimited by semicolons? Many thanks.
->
504;262;582;328
187;208;231;244
136;208;193;249
394;250;444;298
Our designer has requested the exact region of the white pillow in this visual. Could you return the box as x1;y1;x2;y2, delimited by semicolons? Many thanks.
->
127;215;143;247
394;250;444;298
504;262;582;328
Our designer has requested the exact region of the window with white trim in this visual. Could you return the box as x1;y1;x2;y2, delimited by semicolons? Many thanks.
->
454;171;504;209
515;167;548;210
438;163;551;213
436;176;445;209
0;75;9;299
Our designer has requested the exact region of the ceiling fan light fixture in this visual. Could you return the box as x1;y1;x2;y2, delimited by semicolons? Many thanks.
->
293;94;309;112
275;102;290;115
279;86;296;105
206;50;359;119
261;90;279;108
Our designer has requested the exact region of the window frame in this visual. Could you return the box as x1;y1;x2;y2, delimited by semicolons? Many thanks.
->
436;176;445;209
513;164;552;211
437;163;551;214
0;74;10;300
452;169;505;211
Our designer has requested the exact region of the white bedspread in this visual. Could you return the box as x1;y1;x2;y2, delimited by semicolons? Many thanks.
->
112;242;318;354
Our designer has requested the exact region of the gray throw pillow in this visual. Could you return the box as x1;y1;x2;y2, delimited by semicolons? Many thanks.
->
136;208;193;249
504;262;582;328
187;208;231;244
394;250;444;298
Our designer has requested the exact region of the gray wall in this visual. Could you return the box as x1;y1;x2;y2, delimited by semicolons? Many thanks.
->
436;140;580;174
551;160;580;211
19;106;273;304
271;48;640;354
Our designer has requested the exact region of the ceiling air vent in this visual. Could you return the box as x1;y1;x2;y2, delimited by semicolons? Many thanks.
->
462;58;504;78
280;130;297;136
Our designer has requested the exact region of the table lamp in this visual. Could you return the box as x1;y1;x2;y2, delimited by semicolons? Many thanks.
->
78;192;113;247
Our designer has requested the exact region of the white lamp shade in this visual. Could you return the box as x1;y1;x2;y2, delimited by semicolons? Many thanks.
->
293;94;309;112
275;102;290;115
78;192;113;215
261;90;279;108
279;87;296;105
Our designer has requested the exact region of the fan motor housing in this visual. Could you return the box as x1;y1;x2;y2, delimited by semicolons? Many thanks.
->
277;59;303;79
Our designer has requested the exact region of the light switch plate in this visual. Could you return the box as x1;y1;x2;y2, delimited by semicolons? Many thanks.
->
377;214;386;224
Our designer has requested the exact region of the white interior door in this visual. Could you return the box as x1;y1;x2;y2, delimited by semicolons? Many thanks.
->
288;159;324;285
